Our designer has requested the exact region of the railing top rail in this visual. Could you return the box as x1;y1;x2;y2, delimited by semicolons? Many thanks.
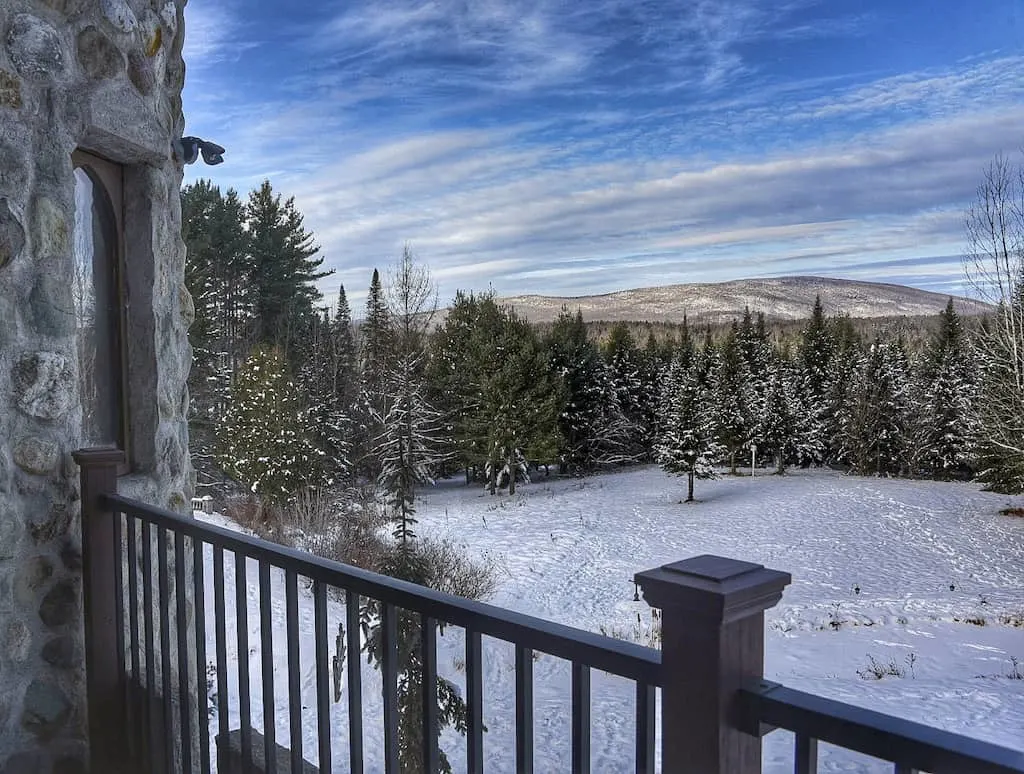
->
106;493;662;686
739;681;1024;774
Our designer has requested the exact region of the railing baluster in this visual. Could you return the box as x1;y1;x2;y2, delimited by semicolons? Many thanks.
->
466;629;483;774
157;526;174;774
174;532;193;773
285;570;303;773
515;645;534;774
422;614;440;773
126;515;141;765
795;733;818;774
346;591;364;774
112;509;127;750
382;603;400;774
571;662;591;774
258;560;277;774
313;581;332;772
141;520;158;771
213;547;229;757
235;552;252;770
193;535;211;774
634;682;655;774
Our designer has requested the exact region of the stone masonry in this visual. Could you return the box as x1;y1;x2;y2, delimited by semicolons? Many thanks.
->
0;0;193;770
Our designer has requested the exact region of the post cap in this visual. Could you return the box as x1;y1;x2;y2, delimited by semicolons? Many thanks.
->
635;554;791;623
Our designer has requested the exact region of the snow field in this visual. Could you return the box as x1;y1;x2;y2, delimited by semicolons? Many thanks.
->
199;466;1024;773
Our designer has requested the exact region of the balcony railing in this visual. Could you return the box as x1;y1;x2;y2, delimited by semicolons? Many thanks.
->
75;448;1024;773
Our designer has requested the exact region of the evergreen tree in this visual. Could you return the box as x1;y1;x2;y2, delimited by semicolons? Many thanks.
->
658;361;722;501
711;323;753;473
181;181;252;423
794;295;835;464
246;180;331;359
218;347;324;502
355;268;392;479
546;308;631;472
913;299;976;478
841;337;910;476
758;358;798;474
373;249;444;546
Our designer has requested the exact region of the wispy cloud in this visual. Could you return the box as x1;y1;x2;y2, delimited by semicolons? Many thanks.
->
181;0;1024;305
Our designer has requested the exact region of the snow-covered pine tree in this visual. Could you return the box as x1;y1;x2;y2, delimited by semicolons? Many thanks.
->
546;308;632;473
605;323;657;461
840;336;910;476
354;268;392;479
658;360;722;501
757;357;798;474
911;299;977;478
297;308;351;486
821;315;860;466
373;248;445;548
738;308;774;463
711;322;754;473
793;295;834;464
218;346;324;502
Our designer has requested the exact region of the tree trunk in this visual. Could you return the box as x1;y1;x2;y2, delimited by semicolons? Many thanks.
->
508;450;517;495
729;450;737;475
686;471;695;502
775;452;785;475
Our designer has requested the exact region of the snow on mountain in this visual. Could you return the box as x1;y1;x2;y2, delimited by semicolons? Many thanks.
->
494;276;993;325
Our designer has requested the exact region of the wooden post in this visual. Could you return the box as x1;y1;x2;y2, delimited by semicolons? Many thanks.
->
74;447;128;772
635;555;790;774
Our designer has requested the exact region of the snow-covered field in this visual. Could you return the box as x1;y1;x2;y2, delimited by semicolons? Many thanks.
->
199;466;1024;772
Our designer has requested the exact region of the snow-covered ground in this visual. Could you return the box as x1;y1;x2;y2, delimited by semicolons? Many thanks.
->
197;466;1024;772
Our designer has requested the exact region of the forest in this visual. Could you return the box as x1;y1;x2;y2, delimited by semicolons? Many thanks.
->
181;158;1024;524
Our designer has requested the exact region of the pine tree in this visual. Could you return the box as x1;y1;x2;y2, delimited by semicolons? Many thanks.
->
841;337;910;476
218;347;324;502
181;181;253;423
658;361;722;501
794;296;835;464
546;308;631;472
913;299;976;478
355;268;392;479
373;249;444;547
246;180;331;359
758;358;797;474
711;323;753;473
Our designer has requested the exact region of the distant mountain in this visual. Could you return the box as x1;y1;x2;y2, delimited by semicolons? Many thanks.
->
494;276;992;325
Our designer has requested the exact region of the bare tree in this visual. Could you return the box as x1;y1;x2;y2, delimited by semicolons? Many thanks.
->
963;153;1024;491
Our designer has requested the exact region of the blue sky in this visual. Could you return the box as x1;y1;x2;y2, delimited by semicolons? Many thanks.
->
181;0;1024;306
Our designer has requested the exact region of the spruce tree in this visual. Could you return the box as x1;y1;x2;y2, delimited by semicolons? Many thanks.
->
546;308;631;472
246;180;331;359
658;360;722;501
218;346;324;502
711;323;753;473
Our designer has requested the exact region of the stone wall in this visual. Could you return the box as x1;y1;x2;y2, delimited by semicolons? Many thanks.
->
0;0;193;770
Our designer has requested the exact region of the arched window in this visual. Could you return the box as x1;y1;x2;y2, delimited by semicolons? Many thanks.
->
72;151;127;453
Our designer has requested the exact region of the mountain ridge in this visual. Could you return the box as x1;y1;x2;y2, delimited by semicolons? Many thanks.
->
491;276;991;325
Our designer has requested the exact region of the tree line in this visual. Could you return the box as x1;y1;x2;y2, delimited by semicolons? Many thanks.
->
182;154;1024;517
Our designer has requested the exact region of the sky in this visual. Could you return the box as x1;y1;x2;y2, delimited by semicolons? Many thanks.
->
180;0;1024;307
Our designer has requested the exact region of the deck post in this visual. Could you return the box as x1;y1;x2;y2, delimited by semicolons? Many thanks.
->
74;447;129;772
635;554;790;774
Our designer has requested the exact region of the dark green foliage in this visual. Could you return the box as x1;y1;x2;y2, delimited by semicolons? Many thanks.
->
217;347;324;502
246;180;331;359
546;308;631;472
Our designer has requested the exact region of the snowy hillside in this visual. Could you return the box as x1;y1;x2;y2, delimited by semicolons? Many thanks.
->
199;467;1024;773
493;276;992;325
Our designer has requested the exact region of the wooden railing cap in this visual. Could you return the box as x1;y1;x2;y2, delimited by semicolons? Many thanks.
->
635;554;791;623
